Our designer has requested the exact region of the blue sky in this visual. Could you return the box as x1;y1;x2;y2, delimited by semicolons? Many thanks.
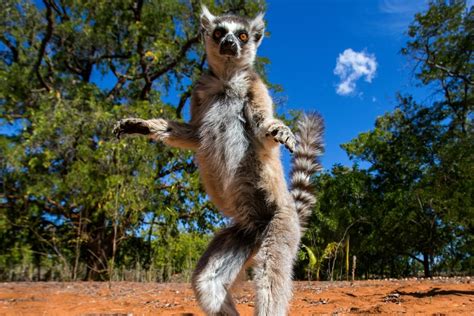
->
258;0;446;169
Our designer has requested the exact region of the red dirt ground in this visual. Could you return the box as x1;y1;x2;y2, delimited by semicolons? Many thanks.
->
1;278;472;315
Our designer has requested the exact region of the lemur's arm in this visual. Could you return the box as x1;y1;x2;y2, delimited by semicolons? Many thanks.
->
246;75;296;153
113;118;199;150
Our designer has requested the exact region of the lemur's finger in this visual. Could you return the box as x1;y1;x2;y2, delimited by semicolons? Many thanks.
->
288;143;295;153
112;122;123;139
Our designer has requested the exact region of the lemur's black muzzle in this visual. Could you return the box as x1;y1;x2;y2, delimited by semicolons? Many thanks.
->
219;35;238;56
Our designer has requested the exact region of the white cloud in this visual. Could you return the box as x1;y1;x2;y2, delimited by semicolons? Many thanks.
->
334;49;377;96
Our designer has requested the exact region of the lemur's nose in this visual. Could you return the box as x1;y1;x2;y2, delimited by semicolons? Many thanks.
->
220;35;238;56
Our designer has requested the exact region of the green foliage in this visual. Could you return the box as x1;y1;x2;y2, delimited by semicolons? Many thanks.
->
299;242;340;281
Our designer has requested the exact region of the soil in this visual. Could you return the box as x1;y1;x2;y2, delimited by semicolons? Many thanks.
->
1;278;472;315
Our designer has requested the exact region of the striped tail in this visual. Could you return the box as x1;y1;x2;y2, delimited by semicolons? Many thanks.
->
290;113;324;230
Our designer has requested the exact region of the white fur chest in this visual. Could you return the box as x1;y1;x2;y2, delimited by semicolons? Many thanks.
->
195;72;252;190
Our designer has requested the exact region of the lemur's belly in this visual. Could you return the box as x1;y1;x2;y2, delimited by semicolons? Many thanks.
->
196;150;274;224
195;97;267;220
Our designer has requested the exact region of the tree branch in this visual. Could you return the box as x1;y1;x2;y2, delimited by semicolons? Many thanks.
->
156;161;197;179
426;59;473;85
130;0;153;100
0;35;19;63
33;0;54;91
403;252;424;264
176;53;206;118
149;35;200;81
106;63;131;100
418;43;473;85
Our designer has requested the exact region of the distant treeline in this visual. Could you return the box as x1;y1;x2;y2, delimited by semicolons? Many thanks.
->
1;0;472;281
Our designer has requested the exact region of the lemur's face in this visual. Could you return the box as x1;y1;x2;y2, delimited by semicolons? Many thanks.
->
200;6;265;68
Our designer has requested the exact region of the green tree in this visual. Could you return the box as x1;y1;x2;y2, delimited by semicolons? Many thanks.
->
342;0;473;277
300;1;472;280
298;165;375;280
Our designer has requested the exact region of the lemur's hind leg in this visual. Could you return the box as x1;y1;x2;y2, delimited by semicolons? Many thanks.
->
253;207;301;316
192;224;258;316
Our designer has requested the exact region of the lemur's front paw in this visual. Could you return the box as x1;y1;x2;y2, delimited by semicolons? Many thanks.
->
113;118;150;139
266;121;296;153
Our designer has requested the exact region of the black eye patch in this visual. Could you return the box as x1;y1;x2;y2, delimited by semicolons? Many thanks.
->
212;27;227;41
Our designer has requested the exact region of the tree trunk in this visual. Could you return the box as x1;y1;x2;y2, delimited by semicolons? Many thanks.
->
352;255;356;282
345;235;350;281
422;252;431;277
35;254;41;281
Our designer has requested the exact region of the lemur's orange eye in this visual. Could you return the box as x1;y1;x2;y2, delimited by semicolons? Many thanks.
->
213;30;222;38
239;33;249;42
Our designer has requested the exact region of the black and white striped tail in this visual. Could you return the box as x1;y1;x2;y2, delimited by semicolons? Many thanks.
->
290;113;324;230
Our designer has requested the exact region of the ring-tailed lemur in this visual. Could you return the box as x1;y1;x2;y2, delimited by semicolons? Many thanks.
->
113;6;324;316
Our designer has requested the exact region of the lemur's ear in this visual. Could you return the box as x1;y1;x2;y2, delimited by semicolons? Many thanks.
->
200;5;216;32
250;13;265;46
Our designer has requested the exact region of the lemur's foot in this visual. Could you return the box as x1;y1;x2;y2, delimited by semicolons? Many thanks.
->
266;121;296;153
